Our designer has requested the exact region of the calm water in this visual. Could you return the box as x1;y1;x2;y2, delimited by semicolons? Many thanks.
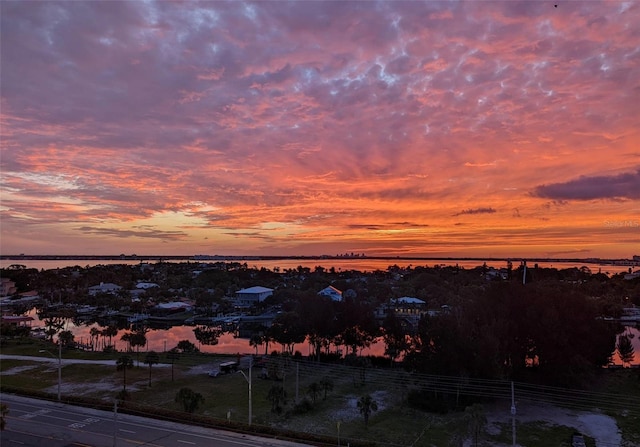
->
2;258;636;274
26;309;639;365
6;257;639;363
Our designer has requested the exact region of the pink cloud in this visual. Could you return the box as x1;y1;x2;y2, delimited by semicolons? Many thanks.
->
1;1;638;257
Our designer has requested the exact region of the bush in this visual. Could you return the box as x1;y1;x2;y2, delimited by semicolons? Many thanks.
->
291;397;314;415
407;389;450;414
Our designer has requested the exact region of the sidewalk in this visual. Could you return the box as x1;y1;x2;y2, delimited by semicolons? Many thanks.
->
0;354;170;367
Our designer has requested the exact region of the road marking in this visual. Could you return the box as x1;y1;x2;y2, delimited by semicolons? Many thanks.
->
177;440;195;445
20;409;51;419
68;416;102;429
119;428;136;433
9;441;25;445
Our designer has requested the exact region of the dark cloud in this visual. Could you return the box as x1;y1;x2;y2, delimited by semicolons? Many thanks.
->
453;207;497;216
533;169;640;201
76;226;187;240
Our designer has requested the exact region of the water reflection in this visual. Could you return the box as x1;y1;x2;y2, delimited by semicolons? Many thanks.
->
26;308;637;364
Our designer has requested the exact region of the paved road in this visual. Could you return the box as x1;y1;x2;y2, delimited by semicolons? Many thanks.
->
0;393;314;447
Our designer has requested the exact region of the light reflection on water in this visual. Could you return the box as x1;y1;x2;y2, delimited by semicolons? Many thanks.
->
26;308;385;357
26;309;637;364
2;258;637;274
11;257;639;363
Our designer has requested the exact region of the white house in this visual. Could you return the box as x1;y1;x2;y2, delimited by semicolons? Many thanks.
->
624;270;640;281
235;286;273;306
152;301;193;314
136;282;159;289
318;285;343;302
88;282;122;296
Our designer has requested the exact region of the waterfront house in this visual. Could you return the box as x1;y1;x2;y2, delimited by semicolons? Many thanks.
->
375;296;428;334
235;286;273;307
88;282;122;296
318;285;343;302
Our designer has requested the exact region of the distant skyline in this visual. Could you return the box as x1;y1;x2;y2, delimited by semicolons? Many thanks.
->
1;1;639;258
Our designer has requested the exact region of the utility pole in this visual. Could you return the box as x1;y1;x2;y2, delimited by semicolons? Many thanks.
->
57;338;62;402
113;399;118;447
511;381;516;447
39;341;62;402
295;362;299;402
238;356;252;426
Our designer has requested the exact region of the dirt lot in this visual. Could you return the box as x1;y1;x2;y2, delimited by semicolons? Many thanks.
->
2;356;636;446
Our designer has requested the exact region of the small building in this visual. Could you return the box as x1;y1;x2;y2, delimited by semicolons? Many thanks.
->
375;296;428;334
0;278;17;297
151;301;193;315
624;270;640;281
136;282;159;289
318;285;343;302
88;282;122;296
0;315;34;327
235;286;273;307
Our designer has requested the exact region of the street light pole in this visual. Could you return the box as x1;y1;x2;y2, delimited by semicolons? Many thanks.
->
57;338;62;402
238;356;252;426
39;342;62;402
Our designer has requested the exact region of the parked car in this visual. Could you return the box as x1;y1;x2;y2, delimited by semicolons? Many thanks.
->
208;361;239;378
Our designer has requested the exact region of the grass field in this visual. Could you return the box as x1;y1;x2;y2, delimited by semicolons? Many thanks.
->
2;338;639;446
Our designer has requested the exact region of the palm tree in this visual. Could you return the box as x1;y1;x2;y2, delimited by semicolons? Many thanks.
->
130;329;147;367
120;332;132;351
89;327;101;351
116;355;134;393
166;349;180;382
249;333;263;355
357;394;378;427
617;333;635;367
144;351;160;387
307;382;321;404
105;325;119;349
320;377;334;400
464;403;487;447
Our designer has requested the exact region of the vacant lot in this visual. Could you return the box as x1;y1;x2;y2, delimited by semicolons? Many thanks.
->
2;340;639;447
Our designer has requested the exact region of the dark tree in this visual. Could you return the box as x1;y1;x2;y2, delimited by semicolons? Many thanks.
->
175;388;204;413
166;349;180;381
0;403;8;431
357;394;378;427
307;382;321;404
268;312;306;355
144;351;160;387
267;385;287;413
116;355;134;393
382;310;409;365
58;330;75;348
320;377;334;400
129;329;147;367
176;340;199;354
617;333;635;367
193;326;221;346
465;403;486;447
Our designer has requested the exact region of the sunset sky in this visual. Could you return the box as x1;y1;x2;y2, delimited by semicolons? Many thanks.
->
1;1;639;258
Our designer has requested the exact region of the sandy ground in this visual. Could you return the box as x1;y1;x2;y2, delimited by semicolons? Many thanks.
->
484;402;626;447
